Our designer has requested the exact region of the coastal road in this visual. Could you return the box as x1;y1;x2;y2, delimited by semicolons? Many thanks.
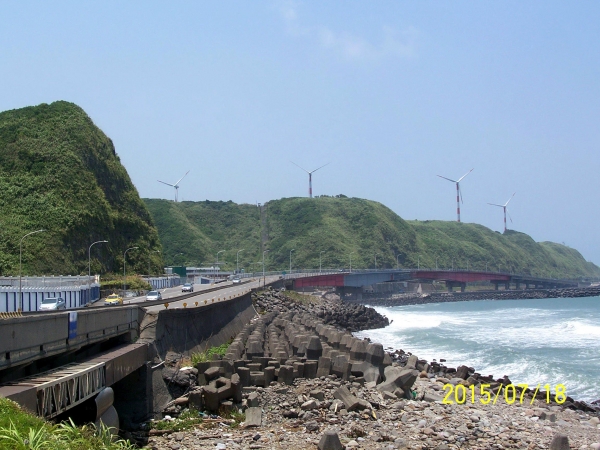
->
123;275;281;312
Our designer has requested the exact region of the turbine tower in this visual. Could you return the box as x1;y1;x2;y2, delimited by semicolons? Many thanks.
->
291;161;329;198
158;170;190;202
488;193;516;232
437;168;474;222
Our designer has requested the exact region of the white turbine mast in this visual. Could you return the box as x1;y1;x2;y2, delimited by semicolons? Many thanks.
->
291;161;330;198
157;170;190;202
488;192;516;232
437;168;474;222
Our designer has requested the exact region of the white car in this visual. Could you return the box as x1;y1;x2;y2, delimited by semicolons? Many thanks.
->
40;297;66;311
181;283;194;292
146;290;162;301
232;277;241;284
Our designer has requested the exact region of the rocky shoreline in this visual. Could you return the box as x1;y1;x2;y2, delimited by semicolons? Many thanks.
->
143;289;600;450
357;286;600;308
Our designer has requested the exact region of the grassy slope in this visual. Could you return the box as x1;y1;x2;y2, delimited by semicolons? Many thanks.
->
0;101;162;276
143;199;262;269
145;196;600;279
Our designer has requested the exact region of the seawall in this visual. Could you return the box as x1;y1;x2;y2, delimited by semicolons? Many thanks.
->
354;286;600;307
134;293;257;419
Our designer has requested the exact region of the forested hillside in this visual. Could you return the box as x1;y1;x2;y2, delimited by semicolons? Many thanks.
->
145;196;600;279
0;101;162;276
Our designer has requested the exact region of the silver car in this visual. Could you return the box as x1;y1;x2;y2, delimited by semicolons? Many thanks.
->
146;290;162;301
39;297;66;311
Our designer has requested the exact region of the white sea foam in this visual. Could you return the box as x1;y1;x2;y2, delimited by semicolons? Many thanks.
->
356;297;600;402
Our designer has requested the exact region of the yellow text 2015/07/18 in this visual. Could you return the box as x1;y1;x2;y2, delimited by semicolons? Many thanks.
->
442;383;567;405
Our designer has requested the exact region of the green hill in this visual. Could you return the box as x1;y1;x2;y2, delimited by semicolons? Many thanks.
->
144;196;600;279
0;101;162;276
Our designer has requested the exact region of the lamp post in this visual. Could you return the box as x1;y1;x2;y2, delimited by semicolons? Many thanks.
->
88;240;108;304
396;254;401;269
417;255;420;270
216;250;225;280
319;251;325;274
289;249;295;274
435;257;438;270
19;229;45;311
148;249;160;276
349;252;354;273
236;249;244;274
262;250;269;287
123;247;138;294
374;254;378;270
485;261;488;272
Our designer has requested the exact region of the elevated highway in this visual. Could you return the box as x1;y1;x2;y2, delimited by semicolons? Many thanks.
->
291;268;579;295
0;276;279;420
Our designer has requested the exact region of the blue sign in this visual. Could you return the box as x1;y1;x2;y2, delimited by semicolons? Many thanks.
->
68;312;77;339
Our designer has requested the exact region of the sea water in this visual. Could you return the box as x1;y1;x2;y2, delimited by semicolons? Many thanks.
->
354;296;600;402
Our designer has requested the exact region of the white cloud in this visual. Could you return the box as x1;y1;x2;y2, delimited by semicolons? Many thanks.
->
275;1;417;61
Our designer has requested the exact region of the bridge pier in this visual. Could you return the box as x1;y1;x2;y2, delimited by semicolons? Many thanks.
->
337;286;362;302
445;281;466;292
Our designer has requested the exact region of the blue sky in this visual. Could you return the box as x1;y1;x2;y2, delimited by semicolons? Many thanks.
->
2;1;599;265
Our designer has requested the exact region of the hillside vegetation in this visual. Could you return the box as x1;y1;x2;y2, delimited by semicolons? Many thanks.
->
0;101;162;276
144;196;600;279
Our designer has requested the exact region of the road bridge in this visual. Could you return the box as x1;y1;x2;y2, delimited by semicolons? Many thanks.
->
291;269;579;295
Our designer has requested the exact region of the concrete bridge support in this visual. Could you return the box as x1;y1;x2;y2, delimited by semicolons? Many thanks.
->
336;286;362;302
445;281;466;292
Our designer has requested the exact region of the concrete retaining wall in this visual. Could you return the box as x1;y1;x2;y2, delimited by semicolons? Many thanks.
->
139;293;257;359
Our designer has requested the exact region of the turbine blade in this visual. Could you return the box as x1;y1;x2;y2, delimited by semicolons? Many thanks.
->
437;175;457;183
174;170;190;186
457;168;474;183
505;192;516;207
459;185;463;204
487;203;504;207
291;161;309;173
158;180;175;187
310;162;330;174
507;209;513;223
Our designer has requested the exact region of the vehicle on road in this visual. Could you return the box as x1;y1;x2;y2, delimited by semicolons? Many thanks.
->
39;297;66;311
181;283;194;292
105;293;123;306
232;277;241;284
146;290;162;301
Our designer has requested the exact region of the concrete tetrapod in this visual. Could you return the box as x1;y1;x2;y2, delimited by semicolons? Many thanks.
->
550;433;570;450
317;429;344;450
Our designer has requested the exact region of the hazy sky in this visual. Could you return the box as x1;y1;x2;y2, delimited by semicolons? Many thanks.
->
2;2;599;264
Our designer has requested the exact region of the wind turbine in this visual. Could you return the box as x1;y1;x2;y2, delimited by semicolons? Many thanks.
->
157;170;190;202
488;193;516;232
291;161;329;198
437;168;474;222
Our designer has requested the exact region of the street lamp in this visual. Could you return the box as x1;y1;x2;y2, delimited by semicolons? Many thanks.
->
349;252;354;273
289;249;295;274
452;258;455;271
123;247;138;294
374;254;378;270
262;250;269;287
417;255;420;270
19;229;45;311
435;257;438;270
396;254;401;269
319;251;325;274
236;249;245;274
216;250;225;280
149;249;160;276
88;240;108;305
216;250;225;264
